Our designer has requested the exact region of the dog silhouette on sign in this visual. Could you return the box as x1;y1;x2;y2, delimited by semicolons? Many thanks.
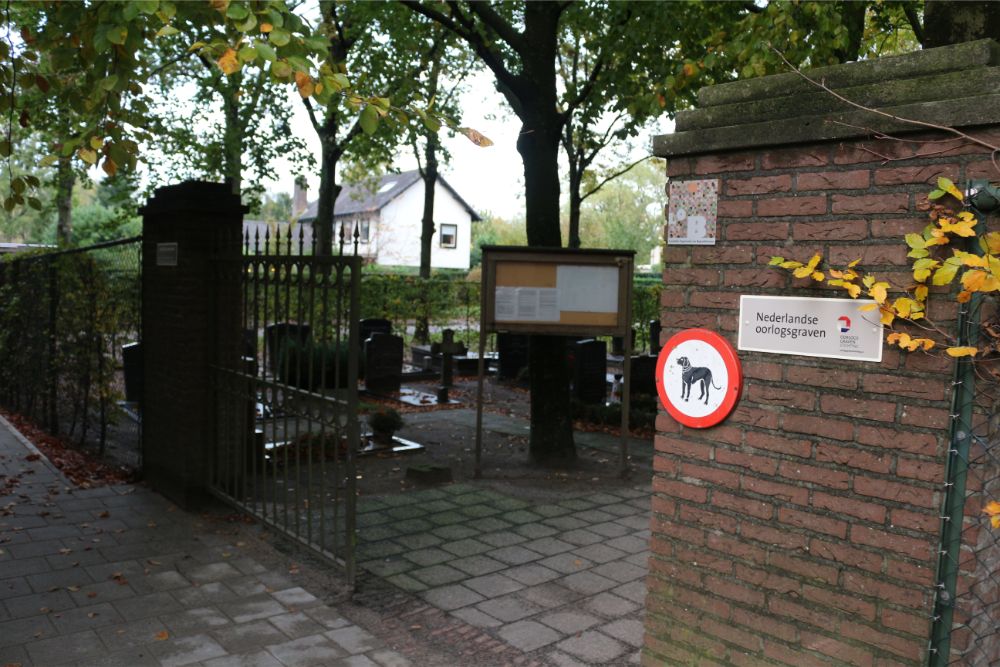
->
677;356;720;405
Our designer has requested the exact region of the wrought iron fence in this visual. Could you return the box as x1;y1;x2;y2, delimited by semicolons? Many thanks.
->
0;238;142;471
210;226;361;584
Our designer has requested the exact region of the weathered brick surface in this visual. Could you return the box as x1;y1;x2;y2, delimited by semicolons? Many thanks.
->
646;124;999;667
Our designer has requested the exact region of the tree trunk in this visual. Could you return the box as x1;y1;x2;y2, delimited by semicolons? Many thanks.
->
923;1;1000;48
222;78;242;197
55;159;74;247
567;167;582;249
833;1;867;62
414;135;438;344
518;117;575;464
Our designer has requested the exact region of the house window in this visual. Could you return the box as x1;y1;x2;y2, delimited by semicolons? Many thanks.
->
339;219;370;243
440;224;457;249
358;220;370;243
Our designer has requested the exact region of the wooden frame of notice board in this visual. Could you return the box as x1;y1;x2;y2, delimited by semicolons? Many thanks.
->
474;246;636;478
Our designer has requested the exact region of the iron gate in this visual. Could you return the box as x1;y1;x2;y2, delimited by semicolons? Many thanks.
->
211;228;362;585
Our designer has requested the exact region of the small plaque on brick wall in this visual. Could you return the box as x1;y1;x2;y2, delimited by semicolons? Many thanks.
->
156;242;178;267
667;179;718;246
738;295;883;362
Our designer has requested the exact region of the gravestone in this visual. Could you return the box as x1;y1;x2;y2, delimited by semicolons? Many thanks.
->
630;355;657;397
611;329;635;356
649;319;662;354
497;333;529;381
265;322;311;375
360;318;392;346
365;333;404;394
437;329;464;403
574;339;607;405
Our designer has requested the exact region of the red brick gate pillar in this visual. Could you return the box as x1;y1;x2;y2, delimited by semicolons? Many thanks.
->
646;41;1000;666
140;181;245;509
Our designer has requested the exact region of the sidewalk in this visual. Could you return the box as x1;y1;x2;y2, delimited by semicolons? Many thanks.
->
0;416;411;667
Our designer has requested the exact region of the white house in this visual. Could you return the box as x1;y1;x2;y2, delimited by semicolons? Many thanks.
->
297;170;480;269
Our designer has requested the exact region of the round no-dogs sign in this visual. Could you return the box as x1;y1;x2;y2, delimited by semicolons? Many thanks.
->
656;328;742;428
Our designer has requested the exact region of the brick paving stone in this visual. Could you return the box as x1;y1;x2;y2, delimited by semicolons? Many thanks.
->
513;523;559;539
269;611;326;639
588;521;632;539
303;606;351;630
26;568;93;594
9;538;72;559
616;515;649;531
326;625;379;653
459;504;504;519
450;606;503;629
499;510;544;525
114;591;184;620
605;535;648;554
477;531;527;548
591;561;646;584
402;547;453;567
516;583;580;610
440;538;492;557
212;618;289;651
203;650;285;667
503;564;561;586
0;645;29;667
393;532;441;550
385;573;427;593
421;584;485;611
431;524;479;540
538;553;593;575
572;543;628;564
601;618;645;647
560;571;618;596
623;551;648;568
162;606;233;635
356;541;407;560
226;577;269;598
50;601;123;634
558;499;595;512
0;615;56;648
360;558;412;578
0;576;33;600
546;650;589;667
475;594;543;622
150;632;229;667
25;629;107;665
613;580;647;605
538;610;601;634
489;545;542;566
131;569;190;593
531;504;572;518
418;499;458;514
180;562;243;584
388;518;434;534
368;648;413;666
556;630;628;664
473;517;513;532
231;557;269;576
449;555;507;576
463;573;524;597
266;634;347;667
585;493;623;505
357;512;393;528
521;537;574;557
425;511;467;526
271;587;320;608
408;564;466;587
385;505;427;521
497;619;561;652
575;509;617;524
96;616;169;651
558;529;604;547
583;593;639;618
68;579;138;606
542;516;588;531
4;588;76;618
171;581;240;607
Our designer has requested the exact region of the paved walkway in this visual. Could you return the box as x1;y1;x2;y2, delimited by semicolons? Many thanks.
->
0;410;651;666
0;416;410;667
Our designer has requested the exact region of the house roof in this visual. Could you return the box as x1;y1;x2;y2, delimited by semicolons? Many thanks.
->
299;169;482;223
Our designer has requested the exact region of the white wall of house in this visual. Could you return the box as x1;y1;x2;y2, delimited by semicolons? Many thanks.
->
370;180;472;270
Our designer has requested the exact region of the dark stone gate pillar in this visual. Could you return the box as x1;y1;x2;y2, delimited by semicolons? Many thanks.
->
140;181;245;509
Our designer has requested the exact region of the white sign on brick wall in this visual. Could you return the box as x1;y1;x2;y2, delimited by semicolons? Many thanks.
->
738;295;883;362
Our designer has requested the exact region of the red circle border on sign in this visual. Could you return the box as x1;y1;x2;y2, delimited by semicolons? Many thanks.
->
655;328;743;429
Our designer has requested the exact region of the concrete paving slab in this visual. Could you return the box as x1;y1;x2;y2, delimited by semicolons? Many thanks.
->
266;633;346;666
556;630;628;664
497;619;561;652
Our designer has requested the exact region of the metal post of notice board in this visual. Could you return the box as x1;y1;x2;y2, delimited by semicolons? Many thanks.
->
473;246;635;480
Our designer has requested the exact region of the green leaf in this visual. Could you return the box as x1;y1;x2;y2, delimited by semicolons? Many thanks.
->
0;140;9;157
3;197;14;212
100;74;119;91
422;115;441;133
237;46;257;62
767;256;785;266
359;104;378;135
904;233;926;250
156;25;179;37
928;189;946;200
107;26;128;46
254;40;276;61
331;73;350;90
907;248;929;259
931;262;959;286
137;0;159;14
270;60;291;79
11;177;25;195
28;197;41;211
235;14;257;32
303;35;329;52
268;28;290;47
226;3;249;19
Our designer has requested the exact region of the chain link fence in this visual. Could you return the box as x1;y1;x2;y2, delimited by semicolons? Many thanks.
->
0;238;142;472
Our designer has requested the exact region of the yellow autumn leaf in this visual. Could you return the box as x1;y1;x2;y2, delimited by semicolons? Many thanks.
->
828;269;844;279
914;285;928;302
154;630;170;641
89;136;103;150
793;266;812;278
892;297;913;318
869;282;889;304
984;500;1000;529
983;276;1000;292
962;269;988;292
260;22;273;33
457;127;493;147
811;271;824;282
919;338;935;351
957;290;972;303
217;48;240;75
847;259;861;268
938;216;977;237
932;262;959;286
780;260;803;270
102;157;117;177
937;176;964;202
983;232;1000;254
77;147;97;165
859;303;879;312
887;332;908;346
945;346;978;357
294;71;314;98
845;283;861;298
862;275;875;289
879;308;895;326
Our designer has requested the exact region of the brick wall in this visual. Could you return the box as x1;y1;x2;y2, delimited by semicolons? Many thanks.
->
647;127;999;666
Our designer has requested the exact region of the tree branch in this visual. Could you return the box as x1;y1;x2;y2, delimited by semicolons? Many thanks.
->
902;4;925;46
581;155;652;202
301;97;322;135
465;1;526;56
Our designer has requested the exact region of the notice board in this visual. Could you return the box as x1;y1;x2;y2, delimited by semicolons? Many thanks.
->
481;246;635;337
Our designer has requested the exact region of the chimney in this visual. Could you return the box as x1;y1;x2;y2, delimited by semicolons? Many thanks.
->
293;176;308;215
